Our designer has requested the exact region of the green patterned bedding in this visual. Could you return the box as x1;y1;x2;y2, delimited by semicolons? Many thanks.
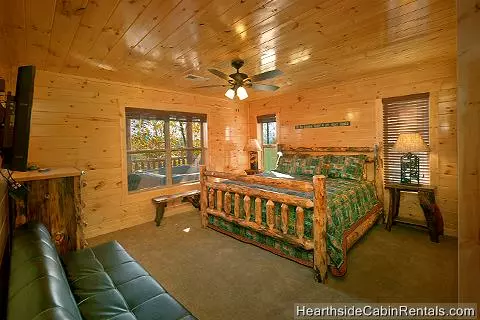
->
207;172;379;271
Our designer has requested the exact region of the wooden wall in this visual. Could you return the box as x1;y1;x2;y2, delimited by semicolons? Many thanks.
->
0;66;12;315
0;0;456;99
27;70;248;238
248;60;458;234
457;0;480;304
0;177;7;270
0;174;9;316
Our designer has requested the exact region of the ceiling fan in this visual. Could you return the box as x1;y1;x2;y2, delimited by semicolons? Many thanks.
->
196;59;283;100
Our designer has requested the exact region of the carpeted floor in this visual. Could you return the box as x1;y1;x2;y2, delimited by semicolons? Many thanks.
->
89;209;458;320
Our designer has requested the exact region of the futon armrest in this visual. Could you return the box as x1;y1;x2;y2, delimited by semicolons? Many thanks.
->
8;222;82;320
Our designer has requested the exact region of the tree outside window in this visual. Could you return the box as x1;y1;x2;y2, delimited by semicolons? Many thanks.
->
126;108;206;192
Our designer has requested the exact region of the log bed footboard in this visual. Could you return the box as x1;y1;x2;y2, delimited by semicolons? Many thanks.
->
199;165;328;283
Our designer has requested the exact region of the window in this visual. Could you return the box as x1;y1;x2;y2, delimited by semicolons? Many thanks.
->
383;93;430;184
257;114;277;172
126;108;206;192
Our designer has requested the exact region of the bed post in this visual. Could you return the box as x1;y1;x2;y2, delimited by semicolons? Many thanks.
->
200;165;208;227
373;144;385;220
374;144;381;195
313;175;327;283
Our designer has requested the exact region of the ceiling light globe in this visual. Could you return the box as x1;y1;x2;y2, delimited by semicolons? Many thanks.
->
237;86;248;100
225;88;235;99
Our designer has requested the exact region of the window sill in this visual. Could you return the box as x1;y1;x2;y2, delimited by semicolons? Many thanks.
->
124;181;200;203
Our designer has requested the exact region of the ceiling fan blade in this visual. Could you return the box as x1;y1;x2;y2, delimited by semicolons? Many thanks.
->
251;84;280;91
193;84;229;89
250;69;283;82
208;69;231;81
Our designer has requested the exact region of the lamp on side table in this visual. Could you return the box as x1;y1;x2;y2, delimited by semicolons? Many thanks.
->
387;133;443;242
392;132;429;185
244;138;262;173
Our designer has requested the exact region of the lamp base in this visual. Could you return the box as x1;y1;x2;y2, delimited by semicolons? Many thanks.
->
248;151;258;171
400;152;420;185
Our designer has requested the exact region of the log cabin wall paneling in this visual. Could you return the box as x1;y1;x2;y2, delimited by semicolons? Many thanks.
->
0;179;8;257
0;0;456;100
0;176;9;316
26;70;248;238
248;60;457;235
0;70;12;317
457;0;480;304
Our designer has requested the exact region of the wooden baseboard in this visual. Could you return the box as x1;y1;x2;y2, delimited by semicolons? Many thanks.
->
443;227;457;238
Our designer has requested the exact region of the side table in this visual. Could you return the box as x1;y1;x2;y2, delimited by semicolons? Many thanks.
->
385;183;444;243
245;169;263;175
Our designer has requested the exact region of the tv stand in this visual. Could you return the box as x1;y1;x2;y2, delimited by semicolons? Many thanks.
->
10;167;85;254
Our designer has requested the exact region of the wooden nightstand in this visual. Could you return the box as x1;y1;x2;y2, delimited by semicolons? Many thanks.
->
385;183;444;242
244;169;263;175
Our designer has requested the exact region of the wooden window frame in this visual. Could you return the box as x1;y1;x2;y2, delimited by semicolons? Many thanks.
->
125;108;206;193
257;114;278;171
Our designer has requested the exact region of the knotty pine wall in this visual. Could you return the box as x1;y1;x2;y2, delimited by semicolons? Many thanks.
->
27;70;248;238
0;71;11;306
248;60;457;235
0;178;7;265
457;0;480;303
0;174;9;315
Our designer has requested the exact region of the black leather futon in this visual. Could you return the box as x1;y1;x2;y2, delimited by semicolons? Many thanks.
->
7;222;196;320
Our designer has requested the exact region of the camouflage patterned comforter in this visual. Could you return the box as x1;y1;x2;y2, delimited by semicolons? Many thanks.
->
208;171;379;270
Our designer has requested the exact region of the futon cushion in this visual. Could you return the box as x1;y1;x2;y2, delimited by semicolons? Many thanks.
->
62;241;196;320
8;222;83;320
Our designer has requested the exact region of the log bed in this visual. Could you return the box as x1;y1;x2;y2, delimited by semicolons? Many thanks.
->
199;146;383;283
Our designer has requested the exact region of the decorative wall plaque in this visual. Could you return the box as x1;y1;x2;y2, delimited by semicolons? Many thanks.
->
295;121;351;129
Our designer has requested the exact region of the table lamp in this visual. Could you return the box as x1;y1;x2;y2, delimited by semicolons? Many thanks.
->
392;132;429;185
244;139;262;171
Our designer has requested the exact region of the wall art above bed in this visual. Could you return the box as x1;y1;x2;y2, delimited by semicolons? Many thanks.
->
295;121;351;129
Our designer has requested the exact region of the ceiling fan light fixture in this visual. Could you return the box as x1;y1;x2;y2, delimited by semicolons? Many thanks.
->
237;86;248;100
208;60;282;99
225;88;235;99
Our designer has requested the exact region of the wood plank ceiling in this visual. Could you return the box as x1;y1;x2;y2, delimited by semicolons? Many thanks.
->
0;0;456;100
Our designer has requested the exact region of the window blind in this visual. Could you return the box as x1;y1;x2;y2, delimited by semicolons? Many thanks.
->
257;114;276;123
383;93;430;185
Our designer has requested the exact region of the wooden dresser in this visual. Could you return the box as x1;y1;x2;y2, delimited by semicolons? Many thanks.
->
11;168;85;254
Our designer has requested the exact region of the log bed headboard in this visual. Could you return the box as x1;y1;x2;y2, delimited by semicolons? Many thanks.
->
277;144;382;201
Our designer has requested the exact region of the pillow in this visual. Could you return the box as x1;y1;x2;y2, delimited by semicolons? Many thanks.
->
293;155;309;175
342;155;367;181
292;155;322;176
277;155;333;176
314;155;331;176
293;155;331;176
275;154;296;174
326;154;367;180
326;155;346;178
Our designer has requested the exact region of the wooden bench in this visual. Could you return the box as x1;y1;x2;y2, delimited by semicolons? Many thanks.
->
152;190;201;226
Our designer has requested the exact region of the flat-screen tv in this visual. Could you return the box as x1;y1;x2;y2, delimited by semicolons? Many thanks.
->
0;65;36;172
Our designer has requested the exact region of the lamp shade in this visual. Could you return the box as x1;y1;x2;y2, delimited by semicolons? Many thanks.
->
236;86;248;100
225;88;235;99
392;133;429;152
244;138;261;152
